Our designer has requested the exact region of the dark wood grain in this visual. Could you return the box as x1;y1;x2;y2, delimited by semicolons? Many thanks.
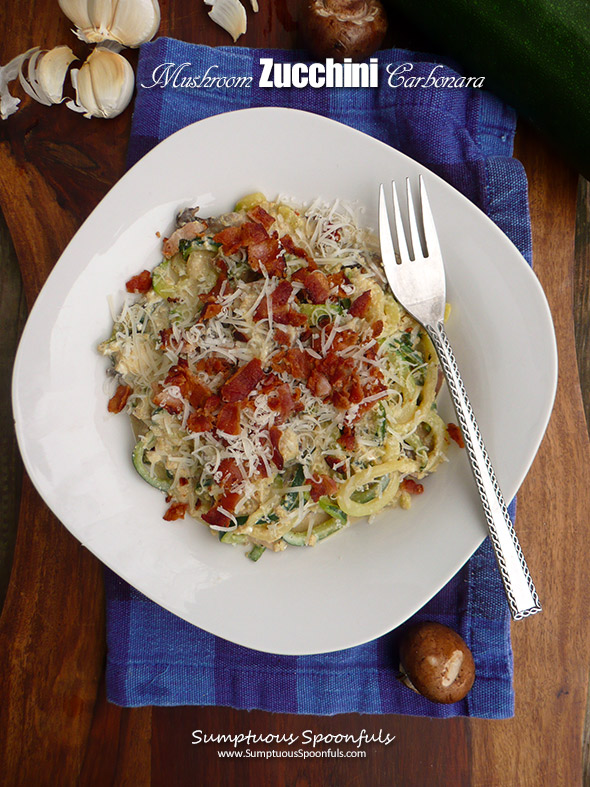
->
0;2;588;786
575;178;590;433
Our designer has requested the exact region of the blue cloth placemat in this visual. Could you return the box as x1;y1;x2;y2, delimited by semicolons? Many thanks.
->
105;38;532;717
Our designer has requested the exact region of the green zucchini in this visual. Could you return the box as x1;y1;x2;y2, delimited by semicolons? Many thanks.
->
385;0;590;177
283;517;346;546
247;544;266;562
132;434;171;492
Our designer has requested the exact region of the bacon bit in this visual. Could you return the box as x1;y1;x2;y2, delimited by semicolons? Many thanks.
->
280;234;315;266
221;358;264;403
278;308;307;327
196;355;235;377
274;328;291;346
401;478;424;495
372;320;384;338
325;455;345;475
269;383;296;423
240;221;269;247
248;237;283;275
327;271;348;294
199;274;227;304
203;394;222;415
163;501;188;521
126;270;152;293
447;423;465;448
307;369;331;399
349;290;372;318
269;425;284;470
178;477;189;486
294;269;331;304
159;328;173;349
279;348;313;380
218;457;242;489
349;377;364;404
339;424;356;451
309;474;338;502
187;412;213;433
247;205;275;230
108;384;132;413
153;388;184;415
213;225;243;255
330;329;358;352
202;491;241;527
216;402;241;435
233;329;249;343
201;302;223;321
254;280;293;321
162;220;206;258
187;379;212;410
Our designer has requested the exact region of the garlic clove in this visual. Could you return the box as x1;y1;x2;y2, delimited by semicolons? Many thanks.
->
19;49;53;106
251;0;259;10
61;0;161;47
36;46;77;104
67;47;135;119
58;0;93;32
108;0;161;48
205;0;247;42
0;47;39;119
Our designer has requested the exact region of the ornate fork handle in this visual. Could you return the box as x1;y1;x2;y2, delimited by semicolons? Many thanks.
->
427;321;542;620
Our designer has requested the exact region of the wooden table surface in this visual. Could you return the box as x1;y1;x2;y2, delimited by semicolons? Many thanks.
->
1;3;589;785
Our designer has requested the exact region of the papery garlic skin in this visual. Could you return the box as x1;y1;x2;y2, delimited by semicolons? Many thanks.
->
67;48;135;119
59;0;161;48
0;47;39;119
205;0;247;42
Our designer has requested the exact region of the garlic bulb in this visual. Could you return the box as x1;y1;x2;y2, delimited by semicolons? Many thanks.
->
205;0;247;42
67;47;134;119
58;0;161;48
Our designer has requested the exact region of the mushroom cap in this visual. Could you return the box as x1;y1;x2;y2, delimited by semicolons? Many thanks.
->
399;621;475;704
301;0;388;63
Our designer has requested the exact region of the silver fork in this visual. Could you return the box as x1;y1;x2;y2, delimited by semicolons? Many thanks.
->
379;176;541;620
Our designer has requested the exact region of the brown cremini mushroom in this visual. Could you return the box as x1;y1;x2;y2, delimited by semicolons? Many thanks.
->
301;0;388;63
399;621;475;704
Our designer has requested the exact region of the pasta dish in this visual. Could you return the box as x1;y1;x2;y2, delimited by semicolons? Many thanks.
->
99;194;458;561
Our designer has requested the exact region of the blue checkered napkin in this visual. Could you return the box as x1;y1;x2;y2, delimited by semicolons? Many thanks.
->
105;39;532;717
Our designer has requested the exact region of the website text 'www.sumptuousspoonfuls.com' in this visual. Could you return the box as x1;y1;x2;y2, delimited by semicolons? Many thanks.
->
217;749;367;760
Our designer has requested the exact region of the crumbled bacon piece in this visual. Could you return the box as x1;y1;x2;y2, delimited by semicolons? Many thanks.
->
203;394;222;415
254;280;293;321
248;237;283;275
213;225;243;255
293;269;331;304
269;383;296;423
202;491;241;527
327;271;349;295
274;328;291;346
125;270;152;293
163;501;188;521
196;356;235;377
280;234;315;266
201;302;223;321
275;308;307;327
240;221;269;247
349;290;372;317
330;329;358;352
159;328;173;349
309;474;338;502
325;455;346;474
447;423;465;448
372;320;384;338
247;205;275;230
218;458;242;489
401;478;424;495
233;330;249;343
221;358;264;403
108;384;132;413
339;424;356;451
307;369;331;399
216;402;241;435
153;388;183;415
187;379;212;410
178;477;189;486
274;348;313;380
187;412;213;433
269;425;284;470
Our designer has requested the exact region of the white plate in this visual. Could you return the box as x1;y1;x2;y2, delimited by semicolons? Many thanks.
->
12;108;557;655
